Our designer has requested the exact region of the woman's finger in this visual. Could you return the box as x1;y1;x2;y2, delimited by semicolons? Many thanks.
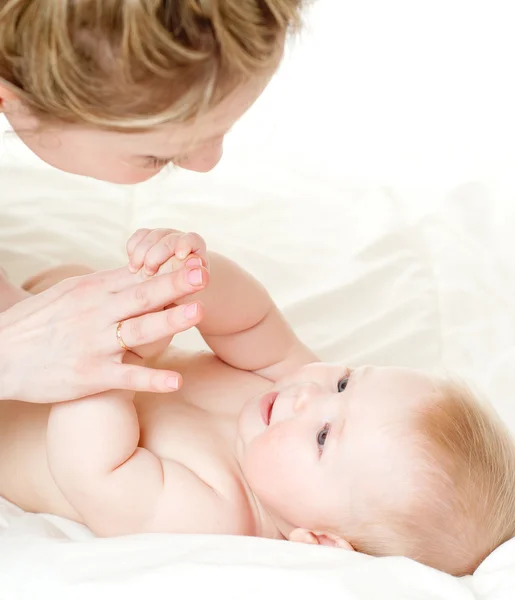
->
115;302;203;351
89;259;201;297
99;265;148;293
108;363;183;393
110;264;209;321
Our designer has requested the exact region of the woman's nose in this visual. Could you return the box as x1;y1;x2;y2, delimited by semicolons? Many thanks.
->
176;139;224;173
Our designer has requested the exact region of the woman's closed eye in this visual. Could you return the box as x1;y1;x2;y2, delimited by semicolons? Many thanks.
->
143;156;173;169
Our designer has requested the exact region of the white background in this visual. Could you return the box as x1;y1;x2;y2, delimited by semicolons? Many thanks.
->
1;2;515;598
230;0;515;183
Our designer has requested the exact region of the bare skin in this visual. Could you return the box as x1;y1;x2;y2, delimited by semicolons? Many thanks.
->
0;344;273;534
0;250;315;538
0;235;438;550
0;61;281;405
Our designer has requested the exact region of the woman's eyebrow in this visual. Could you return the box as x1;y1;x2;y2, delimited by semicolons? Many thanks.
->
193;126;233;145
140;154;178;161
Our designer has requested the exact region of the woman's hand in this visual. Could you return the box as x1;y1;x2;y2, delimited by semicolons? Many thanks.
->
123;228;209;358
0;261;208;403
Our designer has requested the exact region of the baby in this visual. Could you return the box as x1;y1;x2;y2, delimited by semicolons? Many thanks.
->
1;229;514;577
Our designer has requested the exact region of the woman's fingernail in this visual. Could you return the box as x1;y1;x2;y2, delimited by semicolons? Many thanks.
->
183;303;198;319
166;376;180;390
186;257;202;267
187;268;203;286
128;263;138;273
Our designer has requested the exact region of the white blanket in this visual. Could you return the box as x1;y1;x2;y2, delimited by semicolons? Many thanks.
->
1;1;515;598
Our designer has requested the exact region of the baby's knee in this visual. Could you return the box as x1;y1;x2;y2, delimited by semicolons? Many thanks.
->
22;264;94;294
0;268;30;311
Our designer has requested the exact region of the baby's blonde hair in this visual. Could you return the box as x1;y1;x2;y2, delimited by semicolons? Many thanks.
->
349;381;515;576
0;0;302;129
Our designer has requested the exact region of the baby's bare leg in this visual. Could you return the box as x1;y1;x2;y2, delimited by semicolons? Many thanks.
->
22;264;94;295
1;263;95;313
0;268;31;312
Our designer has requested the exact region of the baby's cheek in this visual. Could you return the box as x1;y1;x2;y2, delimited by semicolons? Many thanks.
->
242;426;308;511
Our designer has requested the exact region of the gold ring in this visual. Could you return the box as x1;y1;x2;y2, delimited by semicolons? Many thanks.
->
116;321;130;351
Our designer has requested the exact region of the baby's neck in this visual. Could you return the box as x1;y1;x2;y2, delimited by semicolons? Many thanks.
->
241;483;285;540
245;487;296;541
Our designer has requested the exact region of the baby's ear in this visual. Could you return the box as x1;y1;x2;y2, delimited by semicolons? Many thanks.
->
288;528;354;551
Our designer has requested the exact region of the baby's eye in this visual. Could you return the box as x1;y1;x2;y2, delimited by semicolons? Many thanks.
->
337;377;349;393
317;424;330;451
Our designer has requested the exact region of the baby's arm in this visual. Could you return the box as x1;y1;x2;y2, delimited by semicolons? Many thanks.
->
126;229;317;381
28;263;228;536
47;384;164;534
176;252;318;380
46;375;229;536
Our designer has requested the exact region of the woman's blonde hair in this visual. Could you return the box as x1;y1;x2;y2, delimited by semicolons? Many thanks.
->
0;0;302;129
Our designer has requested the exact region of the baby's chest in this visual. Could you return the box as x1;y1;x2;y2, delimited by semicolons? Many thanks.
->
136;403;243;510
133;402;256;535
137;399;231;465
135;354;269;489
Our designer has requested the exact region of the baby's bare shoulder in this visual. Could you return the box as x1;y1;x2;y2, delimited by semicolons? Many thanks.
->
149;346;222;374
149;346;264;401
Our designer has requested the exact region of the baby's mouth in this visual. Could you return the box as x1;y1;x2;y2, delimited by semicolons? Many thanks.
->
260;392;278;426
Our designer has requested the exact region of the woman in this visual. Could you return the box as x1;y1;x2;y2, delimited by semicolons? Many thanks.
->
0;0;301;403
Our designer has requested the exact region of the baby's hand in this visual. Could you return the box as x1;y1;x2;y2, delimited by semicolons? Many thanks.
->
126;229;207;276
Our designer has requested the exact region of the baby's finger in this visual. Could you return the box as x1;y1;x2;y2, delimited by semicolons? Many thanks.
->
143;233;182;275
110;363;183;393
126;228;151;259
129;229;170;272
175;232;206;260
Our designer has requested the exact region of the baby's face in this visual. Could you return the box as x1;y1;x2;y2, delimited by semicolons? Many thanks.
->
237;363;437;534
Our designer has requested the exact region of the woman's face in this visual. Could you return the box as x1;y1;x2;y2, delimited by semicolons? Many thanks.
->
0;68;274;184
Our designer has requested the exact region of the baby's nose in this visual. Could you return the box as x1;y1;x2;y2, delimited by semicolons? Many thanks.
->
292;382;322;413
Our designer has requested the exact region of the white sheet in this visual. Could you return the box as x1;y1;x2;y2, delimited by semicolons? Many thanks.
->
1;1;515;598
